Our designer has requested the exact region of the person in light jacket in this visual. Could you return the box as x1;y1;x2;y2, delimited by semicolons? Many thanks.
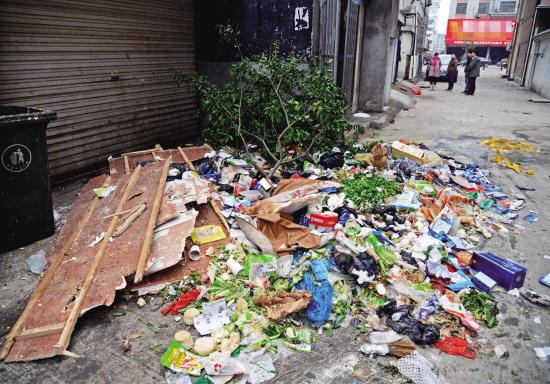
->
446;54;458;91
428;53;442;91
465;50;481;95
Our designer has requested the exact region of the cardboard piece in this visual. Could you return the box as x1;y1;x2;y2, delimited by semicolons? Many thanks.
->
257;213;320;253
391;141;444;165
254;290;313;321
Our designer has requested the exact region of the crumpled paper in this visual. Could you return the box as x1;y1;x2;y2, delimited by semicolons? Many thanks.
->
254;290;313;321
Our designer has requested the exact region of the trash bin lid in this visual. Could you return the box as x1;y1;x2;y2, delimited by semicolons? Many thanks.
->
0;106;57;126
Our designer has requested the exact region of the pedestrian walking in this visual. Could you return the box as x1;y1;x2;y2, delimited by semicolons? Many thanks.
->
465;50;481;95
462;50;473;93
428;53;441;91
446;54;458;91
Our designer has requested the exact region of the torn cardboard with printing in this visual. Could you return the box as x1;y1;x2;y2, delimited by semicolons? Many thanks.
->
256;213;320;253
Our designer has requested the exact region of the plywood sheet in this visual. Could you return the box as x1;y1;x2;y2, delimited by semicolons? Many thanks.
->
6;162;170;362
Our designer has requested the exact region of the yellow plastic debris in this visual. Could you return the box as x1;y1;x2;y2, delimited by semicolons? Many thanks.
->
491;156;535;175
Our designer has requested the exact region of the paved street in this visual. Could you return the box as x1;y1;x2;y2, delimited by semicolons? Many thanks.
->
1;68;550;384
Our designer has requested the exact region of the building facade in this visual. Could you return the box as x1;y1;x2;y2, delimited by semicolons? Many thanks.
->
427;0;441;51
436;33;447;52
446;0;518;61
397;0;430;80
507;0;550;98
448;0;518;19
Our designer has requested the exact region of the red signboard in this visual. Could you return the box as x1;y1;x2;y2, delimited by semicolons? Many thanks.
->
445;19;515;46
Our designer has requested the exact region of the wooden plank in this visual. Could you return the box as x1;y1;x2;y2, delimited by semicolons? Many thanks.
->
15;323;66;341
124;156;130;174
0;176;110;361
121;148;158;157
134;157;171;283
54;165;142;354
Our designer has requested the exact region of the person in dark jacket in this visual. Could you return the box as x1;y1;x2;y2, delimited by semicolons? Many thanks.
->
465;50;481;95
446;54;458;91
462;50;473;93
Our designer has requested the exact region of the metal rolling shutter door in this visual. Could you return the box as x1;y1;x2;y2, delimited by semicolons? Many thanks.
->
0;0;198;179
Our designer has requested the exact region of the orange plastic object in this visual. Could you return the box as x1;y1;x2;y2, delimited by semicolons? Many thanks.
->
411;87;421;95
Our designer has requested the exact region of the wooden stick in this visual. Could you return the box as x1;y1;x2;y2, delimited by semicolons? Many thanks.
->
177;147;230;230
269;369;297;384
102;208;135;219
62;350;80;358
121;148;159;157
15;323;65;340
134;157;171;283
177;147;196;170
113;203;147;237
0;176;111;360
124;156;130;174
54;167;141;355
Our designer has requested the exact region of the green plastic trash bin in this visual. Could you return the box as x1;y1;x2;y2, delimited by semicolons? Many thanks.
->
1;106;57;253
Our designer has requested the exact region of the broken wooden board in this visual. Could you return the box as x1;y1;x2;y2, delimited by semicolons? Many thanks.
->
5;162;172;362
109;146;213;175
124;201;234;295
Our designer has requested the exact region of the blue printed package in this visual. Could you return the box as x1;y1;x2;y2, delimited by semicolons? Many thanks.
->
471;271;497;293
472;251;527;291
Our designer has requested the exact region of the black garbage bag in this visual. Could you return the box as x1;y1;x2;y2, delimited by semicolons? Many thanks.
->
215;183;235;194
193;157;217;175
320;151;345;169
400;251;419;267
167;162;187;180
376;300;440;345
335;253;380;286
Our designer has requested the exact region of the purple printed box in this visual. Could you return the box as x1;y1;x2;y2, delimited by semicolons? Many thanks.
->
472;252;527;291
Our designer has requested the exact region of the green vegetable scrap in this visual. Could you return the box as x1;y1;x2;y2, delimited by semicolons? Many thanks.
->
461;289;499;328
112;311;125;316
150;342;163;353
338;174;402;208
139;318;160;333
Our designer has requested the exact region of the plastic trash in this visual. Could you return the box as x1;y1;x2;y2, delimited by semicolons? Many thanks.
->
519;288;550;306
334;252;380;286
165;371;192;384
26;250;47;274
370;330;401;344
434;336;476;359
358;343;390;356
319;150;345;169
396;351;449;384
411;87;421;95
376;300;440;345
534;346;550;361
295;272;333;322
93;185;117;197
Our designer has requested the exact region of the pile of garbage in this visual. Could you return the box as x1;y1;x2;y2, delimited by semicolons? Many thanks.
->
137;140;545;384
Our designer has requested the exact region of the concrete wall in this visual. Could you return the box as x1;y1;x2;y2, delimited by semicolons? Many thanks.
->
358;0;399;112
530;31;550;98
194;0;314;86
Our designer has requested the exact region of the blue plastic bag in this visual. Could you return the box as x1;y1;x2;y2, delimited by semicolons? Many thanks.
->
296;273;333;322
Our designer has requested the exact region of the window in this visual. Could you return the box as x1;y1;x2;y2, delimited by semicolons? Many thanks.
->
499;1;516;12
456;3;467;14
478;3;489;14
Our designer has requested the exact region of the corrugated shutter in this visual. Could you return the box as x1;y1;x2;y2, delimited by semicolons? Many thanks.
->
319;0;341;79
0;0;198;179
